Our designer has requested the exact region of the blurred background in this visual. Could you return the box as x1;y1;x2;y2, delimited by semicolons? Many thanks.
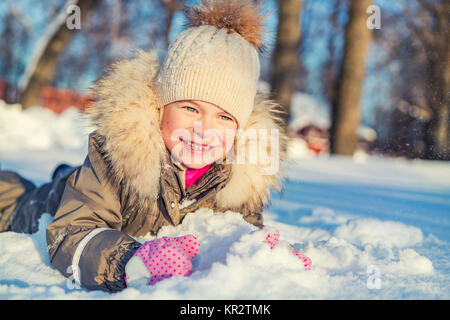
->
1;1;450;300
0;0;448;161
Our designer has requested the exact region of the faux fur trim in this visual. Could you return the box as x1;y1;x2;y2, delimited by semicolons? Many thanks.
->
216;95;288;213
85;50;287;210
86;50;165;201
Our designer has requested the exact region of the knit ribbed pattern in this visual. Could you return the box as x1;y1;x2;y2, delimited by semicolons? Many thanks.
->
156;25;260;128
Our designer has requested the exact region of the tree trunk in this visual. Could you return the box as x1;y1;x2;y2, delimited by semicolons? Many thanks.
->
19;0;99;109
270;0;302;128
329;0;372;155
160;0;183;49
424;0;450;160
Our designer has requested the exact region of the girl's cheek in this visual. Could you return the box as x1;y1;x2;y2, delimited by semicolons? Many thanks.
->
222;134;235;155
161;124;179;152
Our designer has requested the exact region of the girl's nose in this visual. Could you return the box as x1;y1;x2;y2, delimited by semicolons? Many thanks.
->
192;118;221;145
193;117;213;137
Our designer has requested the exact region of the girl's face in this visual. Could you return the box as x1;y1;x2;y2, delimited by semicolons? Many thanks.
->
161;100;238;169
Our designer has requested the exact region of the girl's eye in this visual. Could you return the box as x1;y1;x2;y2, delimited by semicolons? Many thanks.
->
219;115;232;121
184;106;197;113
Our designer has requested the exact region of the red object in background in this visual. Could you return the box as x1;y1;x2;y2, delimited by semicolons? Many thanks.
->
297;125;330;155
40;85;94;114
308;143;324;155
0;78;94;114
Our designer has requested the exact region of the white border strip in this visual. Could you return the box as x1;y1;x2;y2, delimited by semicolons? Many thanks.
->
71;228;110;285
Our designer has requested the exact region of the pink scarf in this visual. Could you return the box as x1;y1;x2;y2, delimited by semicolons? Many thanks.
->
184;164;211;188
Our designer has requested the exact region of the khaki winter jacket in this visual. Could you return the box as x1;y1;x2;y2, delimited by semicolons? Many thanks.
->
4;50;286;292
0;169;70;234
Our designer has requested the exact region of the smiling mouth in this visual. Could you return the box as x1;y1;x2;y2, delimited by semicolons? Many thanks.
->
179;137;215;151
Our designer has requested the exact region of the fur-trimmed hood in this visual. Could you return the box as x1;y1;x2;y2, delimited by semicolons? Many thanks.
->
85;50;287;213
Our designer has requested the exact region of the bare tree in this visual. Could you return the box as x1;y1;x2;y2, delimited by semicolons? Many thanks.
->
0;1;32;89
320;0;346;106
370;0;449;160
159;0;184;49
19;0;100;109
49;0;169;94
420;0;449;160
329;0;372;155
270;0;303;127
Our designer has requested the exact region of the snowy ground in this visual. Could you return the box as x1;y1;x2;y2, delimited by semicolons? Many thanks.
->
0;101;449;299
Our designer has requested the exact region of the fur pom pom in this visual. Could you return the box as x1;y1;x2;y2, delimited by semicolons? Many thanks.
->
186;0;266;50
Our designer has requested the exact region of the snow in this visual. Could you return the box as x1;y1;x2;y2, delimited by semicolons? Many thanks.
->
0;100;91;153
0;100;91;184
0;100;449;299
289;92;330;131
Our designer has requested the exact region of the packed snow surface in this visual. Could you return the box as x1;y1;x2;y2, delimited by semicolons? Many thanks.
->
0;101;449;299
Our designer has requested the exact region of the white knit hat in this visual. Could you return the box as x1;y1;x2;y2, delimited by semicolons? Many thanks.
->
156;0;266;128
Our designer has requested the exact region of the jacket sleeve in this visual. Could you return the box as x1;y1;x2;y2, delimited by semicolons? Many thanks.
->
240;204;264;229
46;134;141;292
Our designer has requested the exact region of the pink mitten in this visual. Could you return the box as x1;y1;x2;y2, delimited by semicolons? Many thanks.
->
125;235;200;287
288;246;312;271
263;230;280;249
262;229;312;271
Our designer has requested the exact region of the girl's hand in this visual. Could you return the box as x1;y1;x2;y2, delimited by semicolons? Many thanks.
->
262;228;312;271
125;235;200;287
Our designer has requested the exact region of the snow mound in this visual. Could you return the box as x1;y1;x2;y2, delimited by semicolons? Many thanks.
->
0;101;92;152
0;208;443;299
289;92;330;131
334;218;423;248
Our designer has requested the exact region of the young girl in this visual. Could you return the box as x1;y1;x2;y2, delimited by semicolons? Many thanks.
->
0;0;310;292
